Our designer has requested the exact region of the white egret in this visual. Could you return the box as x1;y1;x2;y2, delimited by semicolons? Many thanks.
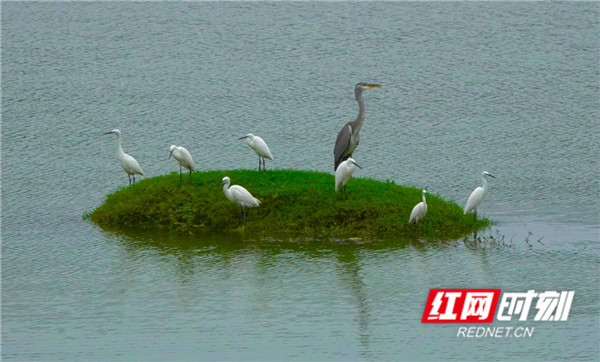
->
169;145;195;184
409;189;428;224
238;133;274;171
464;171;496;221
335;157;362;199
104;129;143;186
221;176;261;223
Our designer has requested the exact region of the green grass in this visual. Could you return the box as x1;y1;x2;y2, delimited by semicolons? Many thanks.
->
86;169;489;240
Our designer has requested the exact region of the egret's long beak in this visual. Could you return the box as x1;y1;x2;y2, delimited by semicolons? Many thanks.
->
488;174;497;178
103;131;113;135
354;162;363;169
168;150;173;160
220;180;226;185
238;136;249;140
364;84;382;89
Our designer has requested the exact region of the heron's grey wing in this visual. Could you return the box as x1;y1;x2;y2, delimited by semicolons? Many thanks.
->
334;124;351;170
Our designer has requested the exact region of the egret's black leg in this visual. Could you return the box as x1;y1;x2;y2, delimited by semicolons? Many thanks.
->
474;209;477;222
189;169;192;184
262;157;266;171
179;166;182;185
128;174;132;186
132;175;136;184
258;157;261;172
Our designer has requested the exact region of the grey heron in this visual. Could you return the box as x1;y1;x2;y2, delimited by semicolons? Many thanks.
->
464;171;496;221
104;129;143;186
169;145;195;184
333;82;381;171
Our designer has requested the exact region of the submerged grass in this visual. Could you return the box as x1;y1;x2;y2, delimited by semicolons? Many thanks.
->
87;169;489;239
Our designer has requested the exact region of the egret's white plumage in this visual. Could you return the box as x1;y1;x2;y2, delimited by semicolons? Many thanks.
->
464;171;496;220
239;133;273;171
409;190;428;224
335;157;362;199
104;129;143;185
221;176;260;223
169;145;195;184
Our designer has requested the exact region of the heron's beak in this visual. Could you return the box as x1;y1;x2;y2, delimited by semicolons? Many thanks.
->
364;84;382;89
220;180;225;185
488;174;496;178
354;162;363;169
168;150;173;160
103;131;113;135
238;136;249;140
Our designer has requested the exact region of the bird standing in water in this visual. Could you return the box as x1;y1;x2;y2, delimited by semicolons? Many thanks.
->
464;171;496;221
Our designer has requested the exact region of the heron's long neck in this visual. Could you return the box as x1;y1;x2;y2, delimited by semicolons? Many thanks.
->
481;175;489;192
223;183;232;199
351;90;366;131
115;134;124;156
422;193;427;204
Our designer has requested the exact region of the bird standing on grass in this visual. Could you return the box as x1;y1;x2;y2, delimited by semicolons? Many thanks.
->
409;189;428;224
104;129;143;186
169;145;195;185
221;176;261;223
238;133;274;171
335;157;362;199
464;171;496;221
333;82;381;171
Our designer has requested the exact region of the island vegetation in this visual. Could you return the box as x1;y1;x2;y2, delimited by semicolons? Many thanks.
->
87;169;489;240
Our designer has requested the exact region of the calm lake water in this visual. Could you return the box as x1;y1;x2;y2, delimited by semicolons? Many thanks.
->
2;2;599;360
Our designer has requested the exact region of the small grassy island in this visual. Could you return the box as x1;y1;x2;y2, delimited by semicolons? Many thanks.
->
87;170;489;240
